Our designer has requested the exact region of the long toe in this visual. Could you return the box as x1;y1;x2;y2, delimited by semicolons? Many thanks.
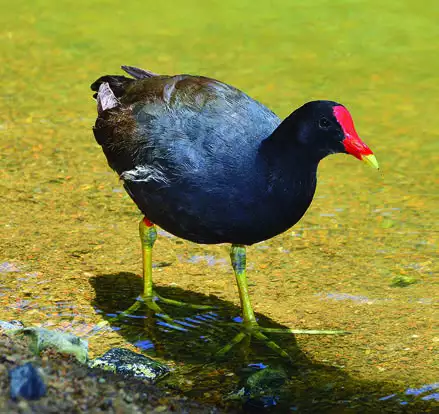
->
155;293;216;310
215;323;349;361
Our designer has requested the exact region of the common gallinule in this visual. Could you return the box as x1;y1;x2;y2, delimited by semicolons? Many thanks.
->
91;66;378;358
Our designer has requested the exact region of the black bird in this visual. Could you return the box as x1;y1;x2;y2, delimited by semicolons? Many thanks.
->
91;66;378;358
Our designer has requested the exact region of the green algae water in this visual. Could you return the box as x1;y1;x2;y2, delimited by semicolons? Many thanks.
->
1;0;438;411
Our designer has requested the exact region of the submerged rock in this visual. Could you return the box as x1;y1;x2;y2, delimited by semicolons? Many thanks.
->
0;262;21;273
9;362;46;400
11;327;88;363
0;320;24;331
88;348;170;383
391;275;417;287
226;366;288;409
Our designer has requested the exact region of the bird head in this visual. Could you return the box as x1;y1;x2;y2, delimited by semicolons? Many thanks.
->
286;100;379;169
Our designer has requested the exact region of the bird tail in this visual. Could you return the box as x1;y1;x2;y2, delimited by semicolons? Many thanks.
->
90;65;158;99
90;66;159;115
90;75;134;101
91;66;159;170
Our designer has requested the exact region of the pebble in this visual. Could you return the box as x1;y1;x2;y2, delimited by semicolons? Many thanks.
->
9;362;46;400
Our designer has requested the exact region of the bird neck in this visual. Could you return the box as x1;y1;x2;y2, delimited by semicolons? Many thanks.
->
256;116;320;222
258;119;320;179
260;110;326;166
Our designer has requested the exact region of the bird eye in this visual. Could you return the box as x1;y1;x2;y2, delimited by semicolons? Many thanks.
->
319;117;331;129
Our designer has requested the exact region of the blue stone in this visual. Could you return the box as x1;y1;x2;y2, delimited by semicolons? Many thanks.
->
9;363;46;400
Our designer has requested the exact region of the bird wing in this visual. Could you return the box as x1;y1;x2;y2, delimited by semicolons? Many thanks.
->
92;70;281;187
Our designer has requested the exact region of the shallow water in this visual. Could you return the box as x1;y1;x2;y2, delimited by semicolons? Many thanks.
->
1;0;438;412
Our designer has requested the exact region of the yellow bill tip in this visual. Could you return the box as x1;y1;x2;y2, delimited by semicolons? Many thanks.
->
362;154;379;169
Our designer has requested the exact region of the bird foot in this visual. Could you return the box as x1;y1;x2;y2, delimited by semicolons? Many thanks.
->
215;322;348;360
97;291;214;332
215;322;292;360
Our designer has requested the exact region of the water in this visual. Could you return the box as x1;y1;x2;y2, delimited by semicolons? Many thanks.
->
1;0;438;411
1;244;437;411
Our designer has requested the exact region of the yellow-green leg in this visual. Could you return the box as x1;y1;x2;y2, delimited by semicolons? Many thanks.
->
216;244;347;360
95;218;160;328
119;218;212;320
96;218;211;333
115;217;160;318
139;217;157;299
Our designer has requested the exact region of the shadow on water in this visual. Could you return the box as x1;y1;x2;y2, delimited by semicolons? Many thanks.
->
90;273;438;413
